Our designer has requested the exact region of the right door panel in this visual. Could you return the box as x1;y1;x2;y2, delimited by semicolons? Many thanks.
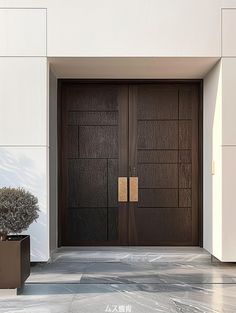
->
128;84;200;245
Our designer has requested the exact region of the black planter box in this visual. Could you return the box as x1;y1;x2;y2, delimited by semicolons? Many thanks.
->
0;235;30;289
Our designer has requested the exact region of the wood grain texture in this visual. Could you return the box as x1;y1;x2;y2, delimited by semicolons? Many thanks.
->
68;208;107;242
179;150;192;163
108;207;118;240
129;83;201;246
68;111;118;126
64;84;119;111
179;120;192;149
179;164;192;188
68;159;107;208
138;164;178;188
60;83;129;245
68;160;80;207
131;207;192;244
139;189;178;208
138;121;178;149
79;125;118;158
138;150;178;163
179;88;193;119
137;86;178;120
65;126;78;158
118;86;129;245
78;159;108;207
179;189;192;207
59;81;202;246
108;159;118;207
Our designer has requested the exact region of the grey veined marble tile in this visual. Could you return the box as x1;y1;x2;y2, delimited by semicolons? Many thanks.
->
69;283;236;313
28;260;236;285
51;247;209;264
2;248;236;313
80;261;236;284
28;262;87;283
1;283;236;313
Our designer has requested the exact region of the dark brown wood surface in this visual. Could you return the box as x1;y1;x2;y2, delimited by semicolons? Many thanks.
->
129;84;200;245
60;83;129;245
59;81;201;246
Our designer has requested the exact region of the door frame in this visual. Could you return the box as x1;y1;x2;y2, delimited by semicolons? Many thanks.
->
57;79;203;247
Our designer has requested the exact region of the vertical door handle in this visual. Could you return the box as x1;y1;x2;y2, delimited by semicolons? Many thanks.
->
129;177;138;202
118;177;128;202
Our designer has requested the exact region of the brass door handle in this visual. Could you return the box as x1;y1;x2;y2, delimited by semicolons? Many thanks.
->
129;177;138;202
118;177;128;202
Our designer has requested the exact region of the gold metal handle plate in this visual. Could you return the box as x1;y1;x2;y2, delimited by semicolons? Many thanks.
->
129;177;138;202
118;177;128;202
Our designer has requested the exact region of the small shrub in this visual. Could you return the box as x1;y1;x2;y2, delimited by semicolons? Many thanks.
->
0;187;39;240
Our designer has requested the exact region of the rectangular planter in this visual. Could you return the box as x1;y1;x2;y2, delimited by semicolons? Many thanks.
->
0;235;30;289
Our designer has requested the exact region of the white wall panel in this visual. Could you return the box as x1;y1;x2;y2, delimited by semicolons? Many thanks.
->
204;59;236;261
46;0;221;57
203;60;222;260
0;8;46;56
0;146;49;262
0;57;47;146
0;0;222;57
222;58;236;145
222;146;236;261
222;9;236;57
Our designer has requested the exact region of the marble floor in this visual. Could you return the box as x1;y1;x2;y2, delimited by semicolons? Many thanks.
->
1;247;236;312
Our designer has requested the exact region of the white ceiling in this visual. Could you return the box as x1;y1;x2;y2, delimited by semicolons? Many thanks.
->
49;57;220;79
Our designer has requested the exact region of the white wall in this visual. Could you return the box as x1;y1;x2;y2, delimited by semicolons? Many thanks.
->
46;0;221;57
0;8;46;56
202;5;236;261
222;9;236;57
222;146;236;261
0;58;47;145
221;58;236;261
0;0;222;57
220;8;236;261
203;60;222;260
203;57;236;261
0;147;49;261
0;8;48;261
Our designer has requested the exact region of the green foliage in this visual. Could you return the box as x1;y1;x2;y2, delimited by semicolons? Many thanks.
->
0;187;39;235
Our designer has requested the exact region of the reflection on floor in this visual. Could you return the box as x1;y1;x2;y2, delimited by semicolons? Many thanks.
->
1;247;236;312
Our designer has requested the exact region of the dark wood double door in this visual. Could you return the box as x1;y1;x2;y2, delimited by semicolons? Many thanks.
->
59;81;202;246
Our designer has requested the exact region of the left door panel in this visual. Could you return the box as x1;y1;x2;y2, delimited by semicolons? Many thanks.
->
60;83;129;245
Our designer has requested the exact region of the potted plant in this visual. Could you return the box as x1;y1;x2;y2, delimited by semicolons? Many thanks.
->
0;187;39;289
